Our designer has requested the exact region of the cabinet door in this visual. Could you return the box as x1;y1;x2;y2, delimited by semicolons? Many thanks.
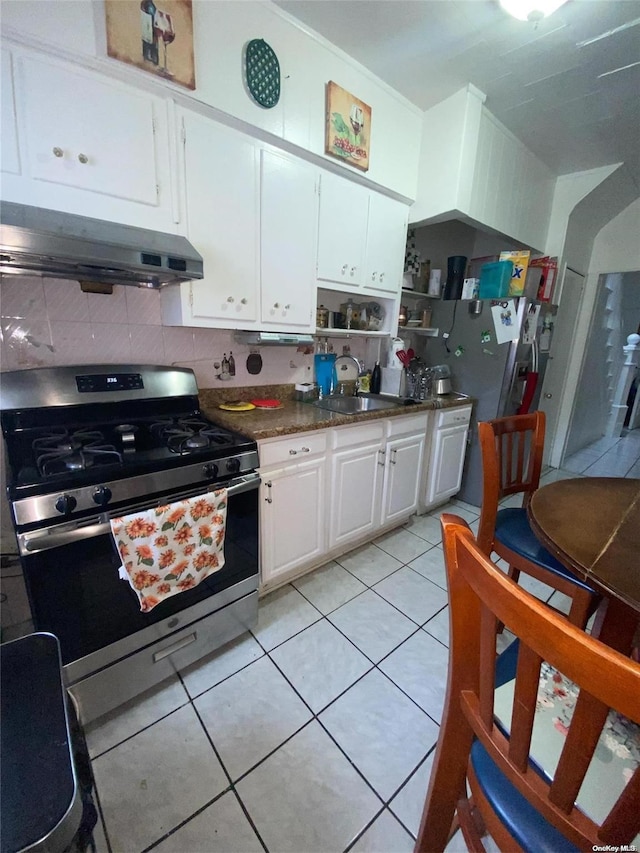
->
1;50;20;175
316;171;369;287
382;432;425;523
19;56;158;205
329;440;383;549
364;193;409;296
260;149;317;330
425;424;469;506
183;111;259;326
260;459;326;587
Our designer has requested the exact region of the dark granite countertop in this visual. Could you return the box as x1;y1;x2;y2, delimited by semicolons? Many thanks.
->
199;385;474;441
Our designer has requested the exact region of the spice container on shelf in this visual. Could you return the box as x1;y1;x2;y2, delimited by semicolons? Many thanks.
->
398;305;408;326
316;305;329;328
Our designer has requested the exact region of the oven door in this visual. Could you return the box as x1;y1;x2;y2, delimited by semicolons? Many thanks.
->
18;474;259;668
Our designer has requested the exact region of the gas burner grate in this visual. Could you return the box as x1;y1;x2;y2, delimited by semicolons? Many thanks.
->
34;429;123;477
150;418;235;455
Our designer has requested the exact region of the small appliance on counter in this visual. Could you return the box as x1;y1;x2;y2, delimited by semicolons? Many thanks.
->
432;364;452;395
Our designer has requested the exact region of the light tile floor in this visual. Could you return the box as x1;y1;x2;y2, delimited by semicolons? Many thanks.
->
2;453;635;852
562;427;640;478
84;479;577;853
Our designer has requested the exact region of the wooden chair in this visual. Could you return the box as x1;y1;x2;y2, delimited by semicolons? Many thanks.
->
477;411;597;628
415;514;640;853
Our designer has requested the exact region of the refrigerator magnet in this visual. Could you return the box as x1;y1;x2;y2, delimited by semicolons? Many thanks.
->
481;330;492;343
454;345;464;357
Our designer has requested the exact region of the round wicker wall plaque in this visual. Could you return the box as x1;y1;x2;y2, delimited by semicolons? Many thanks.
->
245;39;280;109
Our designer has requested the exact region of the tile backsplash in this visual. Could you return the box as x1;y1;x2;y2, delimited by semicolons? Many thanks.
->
0;276;333;388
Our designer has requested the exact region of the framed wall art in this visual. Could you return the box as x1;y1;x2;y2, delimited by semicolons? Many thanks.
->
105;0;196;90
325;81;371;172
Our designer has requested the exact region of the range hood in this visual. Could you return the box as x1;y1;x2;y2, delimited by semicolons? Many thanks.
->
0;202;203;288
235;331;315;346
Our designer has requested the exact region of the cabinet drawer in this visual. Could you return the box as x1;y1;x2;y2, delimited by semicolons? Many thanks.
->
332;421;385;450
386;412;428;438
259;432;326;467
435;406;472;429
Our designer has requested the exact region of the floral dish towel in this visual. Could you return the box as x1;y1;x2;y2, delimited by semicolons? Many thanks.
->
110;490;227;612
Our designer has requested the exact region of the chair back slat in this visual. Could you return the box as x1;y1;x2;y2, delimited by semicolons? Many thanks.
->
600;765;640;844
507;643;541;772
478;606;497;729
549;690;609;812
431;514;640;851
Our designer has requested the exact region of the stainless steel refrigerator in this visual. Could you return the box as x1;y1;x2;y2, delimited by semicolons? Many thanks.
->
424;297;553;507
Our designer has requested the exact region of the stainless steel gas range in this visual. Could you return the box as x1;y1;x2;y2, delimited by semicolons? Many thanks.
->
0;364;260;724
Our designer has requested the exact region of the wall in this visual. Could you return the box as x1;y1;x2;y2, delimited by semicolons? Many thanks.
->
548;195;640;466
1;0;423;199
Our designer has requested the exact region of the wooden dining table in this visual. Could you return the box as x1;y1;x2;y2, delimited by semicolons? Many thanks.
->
528;476;640;651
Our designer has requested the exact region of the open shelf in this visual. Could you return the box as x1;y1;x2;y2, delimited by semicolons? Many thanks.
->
314;328;389;338
398;325;439;337
401;289;440;300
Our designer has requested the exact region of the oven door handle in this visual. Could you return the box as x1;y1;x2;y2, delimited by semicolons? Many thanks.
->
20;474;260;554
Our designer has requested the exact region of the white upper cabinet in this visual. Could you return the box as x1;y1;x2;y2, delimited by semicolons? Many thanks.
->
163;110;260;329
364;193;409;295
260;149;318;330
19;56;157;204
317;171;409;298
1;49;20;175
2;49;174;230
317;171;369;288
411;86;555;251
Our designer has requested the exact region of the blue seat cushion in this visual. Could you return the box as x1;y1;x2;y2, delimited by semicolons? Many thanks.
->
494;508;594;593
470;739;579;853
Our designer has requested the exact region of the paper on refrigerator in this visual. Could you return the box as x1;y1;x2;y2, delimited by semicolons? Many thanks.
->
490;299;520;344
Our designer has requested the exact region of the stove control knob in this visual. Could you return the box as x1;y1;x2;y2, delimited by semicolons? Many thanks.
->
55;494;77;515
92;486;112;506
203;463;219;480
226;457;241;474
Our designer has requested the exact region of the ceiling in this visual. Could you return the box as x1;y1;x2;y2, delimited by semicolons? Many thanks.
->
274;0;640;187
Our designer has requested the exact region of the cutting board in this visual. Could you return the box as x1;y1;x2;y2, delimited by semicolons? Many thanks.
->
219;401;256;412
250;399;283;409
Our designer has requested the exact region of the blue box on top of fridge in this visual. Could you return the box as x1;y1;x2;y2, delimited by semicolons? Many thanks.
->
478;260;513;298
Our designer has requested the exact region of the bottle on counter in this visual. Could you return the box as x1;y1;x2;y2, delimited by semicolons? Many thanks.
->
371;361;381;394
221;353;230;376
228;351;236;376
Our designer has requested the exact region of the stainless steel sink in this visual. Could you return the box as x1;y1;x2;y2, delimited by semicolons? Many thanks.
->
312;394;404;414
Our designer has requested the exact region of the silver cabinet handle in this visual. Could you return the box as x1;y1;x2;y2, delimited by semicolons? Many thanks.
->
300;447;310;453
285;304;291;310
371;272;377;281
53;147;64;158
289;449;297;455
544;393;552;399
78;153;88;164
379;272;385;282
241;298;248;304
377;449;385;467
341;264;348;274
264;481;273;503
153;632;197;663
390;449;397;465
273;302;280;309
227;296;235;303
350;266;356;276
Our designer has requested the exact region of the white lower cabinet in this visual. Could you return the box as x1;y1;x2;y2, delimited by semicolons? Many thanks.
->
382;430;426;523
424;406;472;508
259;433;327;588
258;408;471;591
328;432;385;551
328;414;427;551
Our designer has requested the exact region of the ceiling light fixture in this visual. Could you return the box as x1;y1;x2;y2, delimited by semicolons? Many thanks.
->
499;0;569;22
